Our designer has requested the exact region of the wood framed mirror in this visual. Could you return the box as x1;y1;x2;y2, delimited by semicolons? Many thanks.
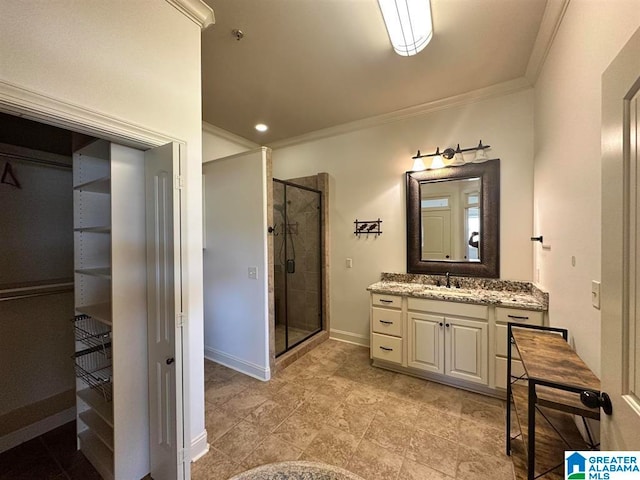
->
406;159;500;277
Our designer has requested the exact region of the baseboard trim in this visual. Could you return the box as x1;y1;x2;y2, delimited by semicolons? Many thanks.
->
329;329;369;347
0;407;76;454
204;346;271;381
190;429;209;462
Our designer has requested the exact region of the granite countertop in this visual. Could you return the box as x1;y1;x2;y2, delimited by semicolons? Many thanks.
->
367;273;548;311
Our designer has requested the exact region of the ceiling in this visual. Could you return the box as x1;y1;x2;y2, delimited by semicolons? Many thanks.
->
201;0;551;145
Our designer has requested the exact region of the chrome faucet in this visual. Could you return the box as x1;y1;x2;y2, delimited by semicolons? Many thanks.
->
445;272;451;288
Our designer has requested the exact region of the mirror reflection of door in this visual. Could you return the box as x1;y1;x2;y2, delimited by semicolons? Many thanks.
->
420;177;480;261
421;196;451;259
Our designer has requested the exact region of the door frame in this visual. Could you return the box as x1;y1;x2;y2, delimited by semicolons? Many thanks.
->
0;83;191;471
601;26;640;449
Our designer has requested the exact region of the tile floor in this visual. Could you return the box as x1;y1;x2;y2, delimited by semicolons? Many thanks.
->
194;339;516;480
0;421;101;480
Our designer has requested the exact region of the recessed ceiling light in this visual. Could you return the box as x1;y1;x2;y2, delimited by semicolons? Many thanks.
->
255;123;268;132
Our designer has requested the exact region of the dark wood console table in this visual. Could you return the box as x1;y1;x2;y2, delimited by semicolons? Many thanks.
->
506;324;601;479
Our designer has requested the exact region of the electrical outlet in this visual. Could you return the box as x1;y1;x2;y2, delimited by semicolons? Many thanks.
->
592;280;601;309
248;266;258;280
346;258;353;268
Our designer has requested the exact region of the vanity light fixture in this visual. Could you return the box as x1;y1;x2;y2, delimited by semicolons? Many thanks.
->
411;140;491;170
378;0;433;56
254;123;268;132
411;153;427;171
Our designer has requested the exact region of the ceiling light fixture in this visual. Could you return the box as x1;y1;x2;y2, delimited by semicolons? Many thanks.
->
255;123;268;132
378;0;433;56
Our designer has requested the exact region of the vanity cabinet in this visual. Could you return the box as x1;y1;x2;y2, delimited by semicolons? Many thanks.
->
370;293;403;364
407;298;488;385
494;307;543;390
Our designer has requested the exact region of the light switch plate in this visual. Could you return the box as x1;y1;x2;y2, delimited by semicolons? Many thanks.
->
592;280;601;309
248;266;258;280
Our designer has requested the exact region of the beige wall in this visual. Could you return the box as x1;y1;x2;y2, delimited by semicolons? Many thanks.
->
533;0;640;376
202;149;271;379
273;89;535;344
203;122;256;160
0;0;207;458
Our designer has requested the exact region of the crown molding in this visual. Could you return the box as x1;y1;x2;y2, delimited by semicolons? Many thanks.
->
0;79;180;149
165;0;215;29
525;0;570;84
202;121;260;149
268;77;532;150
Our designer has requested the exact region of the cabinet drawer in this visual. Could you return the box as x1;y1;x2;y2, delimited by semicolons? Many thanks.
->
372;308;402;337
372;293;401;309
371;333;402;364
495;307;543;325
495;356;525;390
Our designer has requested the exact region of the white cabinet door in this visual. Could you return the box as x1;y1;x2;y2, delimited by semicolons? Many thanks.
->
145;142;185;480
407;312;445;374
445;317;488;385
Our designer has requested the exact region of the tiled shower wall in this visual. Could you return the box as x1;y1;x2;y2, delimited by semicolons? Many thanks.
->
273;176;322;336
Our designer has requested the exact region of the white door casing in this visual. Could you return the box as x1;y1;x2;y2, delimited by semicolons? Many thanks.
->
146;142;185;480
601;26;640;450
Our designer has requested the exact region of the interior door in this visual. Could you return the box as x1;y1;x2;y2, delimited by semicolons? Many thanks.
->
601;27;640;449
145;142;185;480
422;209;451;259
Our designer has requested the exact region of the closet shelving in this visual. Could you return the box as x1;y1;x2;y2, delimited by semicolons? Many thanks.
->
73;314;112;350
74;345;113;401
73;139;114;480
72;139;150;480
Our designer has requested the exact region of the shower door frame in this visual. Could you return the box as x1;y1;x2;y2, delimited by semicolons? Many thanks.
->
273;178;323;356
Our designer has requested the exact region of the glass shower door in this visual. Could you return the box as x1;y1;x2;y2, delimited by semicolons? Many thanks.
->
273;179;322;356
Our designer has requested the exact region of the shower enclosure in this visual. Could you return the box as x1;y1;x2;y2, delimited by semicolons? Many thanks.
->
273;179;323;356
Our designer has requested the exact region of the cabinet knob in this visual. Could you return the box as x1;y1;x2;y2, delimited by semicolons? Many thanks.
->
439;322;443;327
166;357;175;365
445;323;450;328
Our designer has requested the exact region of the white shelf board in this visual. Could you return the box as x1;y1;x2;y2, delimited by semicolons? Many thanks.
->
79;409;114;452
75;267;111;279
74;226;111;234
79;430;114;480
74;176;110;194
77;388;113;427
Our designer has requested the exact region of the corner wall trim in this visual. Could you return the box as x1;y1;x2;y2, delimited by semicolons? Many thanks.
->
524;0;571;84
190;429;209;462
202;122;259;151
268;77;531;149
204;346;271;381
165;0;215;29
329;329;370;347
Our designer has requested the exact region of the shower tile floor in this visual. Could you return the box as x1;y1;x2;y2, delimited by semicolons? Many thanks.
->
274;324;316;356
195;339;518;480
